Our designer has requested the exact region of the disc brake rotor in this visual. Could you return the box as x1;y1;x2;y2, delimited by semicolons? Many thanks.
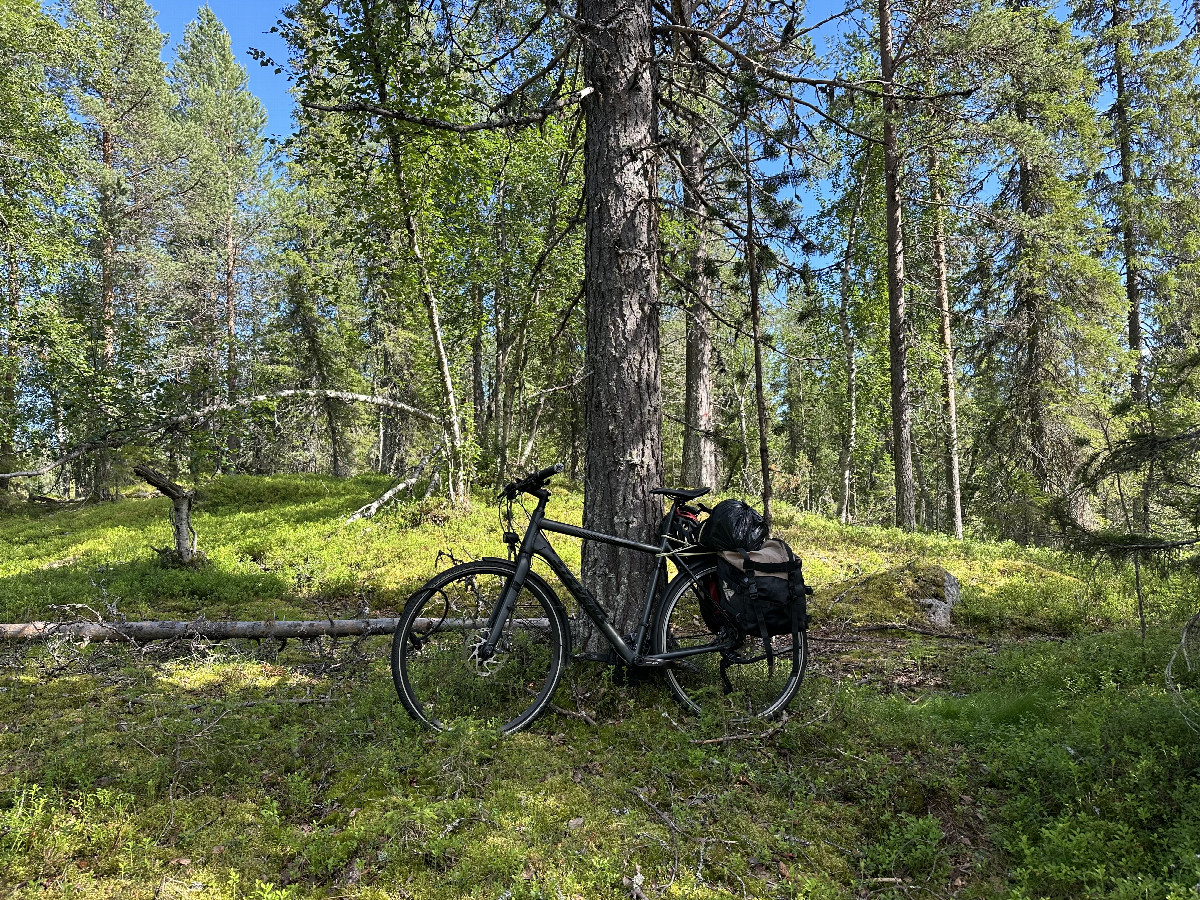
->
466;629;507;677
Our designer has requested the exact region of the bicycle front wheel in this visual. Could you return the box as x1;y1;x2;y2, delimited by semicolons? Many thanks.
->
655;561;807;720
391;560;570;734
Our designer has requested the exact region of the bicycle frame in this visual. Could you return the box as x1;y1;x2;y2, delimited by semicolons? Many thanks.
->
480;491;731;665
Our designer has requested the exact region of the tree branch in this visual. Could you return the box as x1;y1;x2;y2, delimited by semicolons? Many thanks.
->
301;87;594;134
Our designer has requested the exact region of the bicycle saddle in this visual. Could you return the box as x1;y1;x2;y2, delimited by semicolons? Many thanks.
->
649;486;711;501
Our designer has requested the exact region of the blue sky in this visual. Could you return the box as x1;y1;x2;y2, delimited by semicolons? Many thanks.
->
154;1;295;138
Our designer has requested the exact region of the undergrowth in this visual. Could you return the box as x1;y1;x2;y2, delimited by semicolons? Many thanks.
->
0;475;1197;899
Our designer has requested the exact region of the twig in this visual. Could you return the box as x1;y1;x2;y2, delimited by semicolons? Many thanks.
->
550;702;597;726
848;623;985;642
689;712;790;745
631;788;682;834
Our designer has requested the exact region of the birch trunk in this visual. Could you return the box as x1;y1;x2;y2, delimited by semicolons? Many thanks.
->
357;0;468;506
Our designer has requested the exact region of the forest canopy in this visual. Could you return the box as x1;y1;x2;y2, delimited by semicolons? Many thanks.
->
4;0;1200;555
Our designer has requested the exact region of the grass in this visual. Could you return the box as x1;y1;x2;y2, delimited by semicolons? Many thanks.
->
0;475;1198;899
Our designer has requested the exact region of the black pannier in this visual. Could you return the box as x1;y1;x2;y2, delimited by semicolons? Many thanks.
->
713;538;812;672
697;499;767;552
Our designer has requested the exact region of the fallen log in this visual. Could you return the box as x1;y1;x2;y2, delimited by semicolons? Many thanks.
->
0;616;551;643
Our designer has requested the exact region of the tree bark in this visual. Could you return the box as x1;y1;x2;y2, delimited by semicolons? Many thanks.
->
744;130;772;529
1112;0;1145;404
579;0;664;649
930;152;963;539
680;137;718;490
132;464;198;564
879;0;916;530
677;0;718;491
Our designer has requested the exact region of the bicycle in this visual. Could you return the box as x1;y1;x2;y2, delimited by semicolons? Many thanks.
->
390;463;808;733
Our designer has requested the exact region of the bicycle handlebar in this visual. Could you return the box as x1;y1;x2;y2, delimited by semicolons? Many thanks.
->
497;462;565;500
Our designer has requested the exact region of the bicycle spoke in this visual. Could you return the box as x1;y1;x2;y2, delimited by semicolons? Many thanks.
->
392;562;568;734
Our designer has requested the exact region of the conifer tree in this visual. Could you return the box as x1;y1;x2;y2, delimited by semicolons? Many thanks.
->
0;1;77;486
1072;0;1200;406
62;0;182;495
168;6;267;472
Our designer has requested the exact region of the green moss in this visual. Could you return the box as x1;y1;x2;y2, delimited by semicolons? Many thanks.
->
1;478;1198;898
812;562;956;626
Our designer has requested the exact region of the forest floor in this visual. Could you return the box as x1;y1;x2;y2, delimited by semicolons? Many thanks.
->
0;475;1198;900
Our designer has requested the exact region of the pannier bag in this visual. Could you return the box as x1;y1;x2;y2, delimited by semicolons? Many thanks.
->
698;499;767;552
713;538;812;673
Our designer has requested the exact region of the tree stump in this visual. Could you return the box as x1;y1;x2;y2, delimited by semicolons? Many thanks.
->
132;464;203;567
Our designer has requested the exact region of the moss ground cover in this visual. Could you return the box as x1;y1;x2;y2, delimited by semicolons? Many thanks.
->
1;476;1197;899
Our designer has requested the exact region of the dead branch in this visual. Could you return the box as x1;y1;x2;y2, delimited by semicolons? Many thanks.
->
346;449;442;523
132;464;199;564
0;389;440;481
301;86;594;133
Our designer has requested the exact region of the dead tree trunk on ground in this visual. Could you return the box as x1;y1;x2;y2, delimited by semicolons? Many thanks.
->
0;617;549;643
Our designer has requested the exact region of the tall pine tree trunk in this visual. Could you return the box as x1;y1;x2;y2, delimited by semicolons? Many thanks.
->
879;0;916;530
579;0;664;649
676;0;717;490
837;153;869;524
930;153;963;539
1112;0;1145;404
744;129;772;529
680;137;717;489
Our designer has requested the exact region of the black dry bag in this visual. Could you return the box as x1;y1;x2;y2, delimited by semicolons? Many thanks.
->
698;499;767;552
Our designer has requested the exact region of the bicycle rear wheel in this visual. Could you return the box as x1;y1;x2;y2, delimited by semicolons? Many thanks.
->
654;561;806;719
391;560;570;734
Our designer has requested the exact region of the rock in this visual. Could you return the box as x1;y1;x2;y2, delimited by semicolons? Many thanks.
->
814;563;961;629
915;568;959;628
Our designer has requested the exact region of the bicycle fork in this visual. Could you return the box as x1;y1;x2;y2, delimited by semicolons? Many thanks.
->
481;528;634;664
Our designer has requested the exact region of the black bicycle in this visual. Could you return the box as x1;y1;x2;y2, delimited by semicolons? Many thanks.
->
390;463;808;733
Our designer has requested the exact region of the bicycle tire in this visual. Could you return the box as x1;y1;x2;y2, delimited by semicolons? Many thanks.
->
391;559;570;734
654;560;807;719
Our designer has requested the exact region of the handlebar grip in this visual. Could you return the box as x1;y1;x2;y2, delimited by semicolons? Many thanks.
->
532;462;565;483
